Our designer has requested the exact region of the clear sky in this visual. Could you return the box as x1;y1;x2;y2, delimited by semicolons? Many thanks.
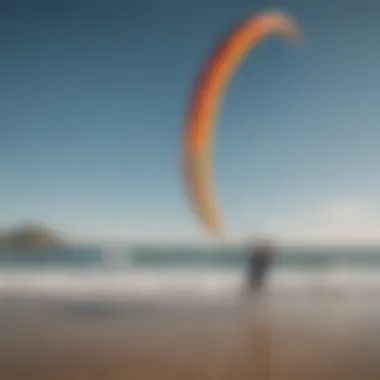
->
1;0;380;244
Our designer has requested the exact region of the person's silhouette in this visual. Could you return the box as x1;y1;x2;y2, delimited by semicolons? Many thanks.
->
247;240;274;294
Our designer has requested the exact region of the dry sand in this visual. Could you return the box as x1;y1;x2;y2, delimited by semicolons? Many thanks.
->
0;295;380;380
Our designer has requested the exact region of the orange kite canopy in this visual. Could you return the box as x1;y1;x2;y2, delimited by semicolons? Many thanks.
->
182;10;301;238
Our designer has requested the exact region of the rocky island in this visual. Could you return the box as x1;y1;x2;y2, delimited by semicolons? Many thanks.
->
0;224;64;250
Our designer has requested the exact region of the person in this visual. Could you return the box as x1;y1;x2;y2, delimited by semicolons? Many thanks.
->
247;239;274;295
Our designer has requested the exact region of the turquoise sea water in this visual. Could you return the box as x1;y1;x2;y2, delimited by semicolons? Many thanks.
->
0;246;380;269
0;246;379;299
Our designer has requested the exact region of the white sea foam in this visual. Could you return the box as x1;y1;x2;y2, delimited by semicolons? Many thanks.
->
0;267;380;300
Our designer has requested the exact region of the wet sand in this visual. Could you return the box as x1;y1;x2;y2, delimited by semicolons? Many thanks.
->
1;295;380;380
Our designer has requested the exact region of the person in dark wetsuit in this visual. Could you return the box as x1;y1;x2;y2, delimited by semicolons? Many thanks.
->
247;240;274;294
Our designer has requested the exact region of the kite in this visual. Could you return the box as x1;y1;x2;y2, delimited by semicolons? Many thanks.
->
182;10;301;238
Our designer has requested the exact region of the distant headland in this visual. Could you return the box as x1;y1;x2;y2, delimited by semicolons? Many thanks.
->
0;224;65;250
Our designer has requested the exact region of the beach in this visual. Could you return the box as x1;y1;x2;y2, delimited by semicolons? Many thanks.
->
1;246;380;379
1;294;380;380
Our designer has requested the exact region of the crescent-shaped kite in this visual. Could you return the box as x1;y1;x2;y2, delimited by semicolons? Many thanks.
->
182;10;301;238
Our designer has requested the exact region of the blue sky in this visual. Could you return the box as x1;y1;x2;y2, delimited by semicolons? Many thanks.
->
1;0;380;244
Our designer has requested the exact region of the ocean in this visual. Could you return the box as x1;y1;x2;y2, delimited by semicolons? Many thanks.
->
0;246;380;300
